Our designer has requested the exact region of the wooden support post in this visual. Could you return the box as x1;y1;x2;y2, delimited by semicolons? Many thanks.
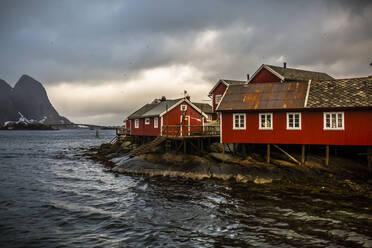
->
368;146;371;174
325;145;330;166
183;139;186;155
301;144;305;165
201;139;204;153
272;144;301;165
267;144;270;164
242;144;247;157
222;143;225;164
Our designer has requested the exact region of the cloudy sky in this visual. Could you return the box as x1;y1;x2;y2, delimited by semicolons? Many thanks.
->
1;0;371;125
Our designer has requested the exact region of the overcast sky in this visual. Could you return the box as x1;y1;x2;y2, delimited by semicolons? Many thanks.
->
1;0;371;125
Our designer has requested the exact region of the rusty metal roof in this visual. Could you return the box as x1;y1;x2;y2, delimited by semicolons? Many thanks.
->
217;82;308;111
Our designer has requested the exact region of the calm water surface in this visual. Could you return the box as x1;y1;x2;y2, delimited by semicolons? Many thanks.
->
0;130;371;248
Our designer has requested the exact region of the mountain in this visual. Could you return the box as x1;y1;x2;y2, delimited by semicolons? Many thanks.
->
0;75;71;125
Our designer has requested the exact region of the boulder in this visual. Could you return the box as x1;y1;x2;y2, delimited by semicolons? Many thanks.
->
121;141;131;149
209;142;235;153
209;152;241;164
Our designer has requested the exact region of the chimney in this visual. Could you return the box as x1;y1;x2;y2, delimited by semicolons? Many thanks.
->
246;74;250;81
283;62;287;68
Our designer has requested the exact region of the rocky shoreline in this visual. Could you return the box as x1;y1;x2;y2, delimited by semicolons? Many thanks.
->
84;138;372;198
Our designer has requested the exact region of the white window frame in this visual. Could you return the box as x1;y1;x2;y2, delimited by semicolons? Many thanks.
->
154;117;158;128
323;112;344;130
135;119;139;128
145;118;150;125
259;113;273;130
215;94;222;105
286;112;301;130
233;113;246;130
180;104;187;111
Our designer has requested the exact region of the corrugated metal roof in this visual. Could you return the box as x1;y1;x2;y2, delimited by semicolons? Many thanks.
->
307;77;372;108
266;64;334;81
217;82;308;111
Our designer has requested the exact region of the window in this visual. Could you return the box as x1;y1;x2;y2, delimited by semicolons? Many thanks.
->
259;113;273;130
233;113;246;130
145;118;150;125
215;95;222;105
180;104;187;111
287;113;301;130
324;112;344;130
135;119;139;128
154;117;158;128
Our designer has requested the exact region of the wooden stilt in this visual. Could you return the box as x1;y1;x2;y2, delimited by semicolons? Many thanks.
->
222;143;225;164
201;139;204;153
242;144;247;157
368;146;371;174
267;144;270;164
183;139;187;155
301;144;305;165
325;145;330;166
272;144;301;165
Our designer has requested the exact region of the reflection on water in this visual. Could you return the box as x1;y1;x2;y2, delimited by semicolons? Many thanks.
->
0;130;371;247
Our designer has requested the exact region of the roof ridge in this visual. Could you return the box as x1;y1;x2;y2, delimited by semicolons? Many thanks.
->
265;64;329;74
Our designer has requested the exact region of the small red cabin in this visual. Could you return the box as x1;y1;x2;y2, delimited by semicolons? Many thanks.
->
126;97;211;137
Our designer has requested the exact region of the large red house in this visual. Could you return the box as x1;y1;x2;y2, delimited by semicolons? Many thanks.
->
217;75;372;146
125;97;211;137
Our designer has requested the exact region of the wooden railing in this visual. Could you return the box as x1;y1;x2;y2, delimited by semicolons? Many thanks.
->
162;125;220;137
116;127;130;136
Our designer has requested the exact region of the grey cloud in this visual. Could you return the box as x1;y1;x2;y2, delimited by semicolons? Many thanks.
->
1;0;371;124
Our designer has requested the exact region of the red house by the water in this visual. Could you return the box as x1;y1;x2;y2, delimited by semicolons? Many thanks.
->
125;97;211;137
216;64;372;146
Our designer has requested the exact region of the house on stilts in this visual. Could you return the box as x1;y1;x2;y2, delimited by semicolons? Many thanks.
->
215;63;372;166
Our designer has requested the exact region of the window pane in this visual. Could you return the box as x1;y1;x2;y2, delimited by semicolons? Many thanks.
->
326;114;330;128
261;115;265;127
337;114;342;128
267;115;271;128
331;114;336;128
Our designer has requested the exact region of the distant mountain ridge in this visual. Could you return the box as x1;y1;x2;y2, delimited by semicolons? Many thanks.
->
0;75;71;125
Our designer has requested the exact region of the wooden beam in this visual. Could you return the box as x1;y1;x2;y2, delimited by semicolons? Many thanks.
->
368;146;371;174
301;144;305;165
222;143;225;164
272;144;301;165
325;145;330;166
267;144;270;164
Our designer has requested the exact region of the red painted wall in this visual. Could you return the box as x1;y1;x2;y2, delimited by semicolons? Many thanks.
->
162;101;204;136
221;110;372;145
211;82;227;111
250;68;281;84
130;117;160;136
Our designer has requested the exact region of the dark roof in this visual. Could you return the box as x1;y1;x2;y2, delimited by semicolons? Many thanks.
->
306;77;372;108
222;79;246;85
266;64;334;81
141;98;182;117
193;102;213;114
127;103;157;119
217;82;308;111
127;98;212;119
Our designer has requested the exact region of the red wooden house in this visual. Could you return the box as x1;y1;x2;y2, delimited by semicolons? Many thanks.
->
216;70;372;147
125;97;211;138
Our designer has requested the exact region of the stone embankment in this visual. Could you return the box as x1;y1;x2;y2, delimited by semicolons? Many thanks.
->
85;137;371;196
